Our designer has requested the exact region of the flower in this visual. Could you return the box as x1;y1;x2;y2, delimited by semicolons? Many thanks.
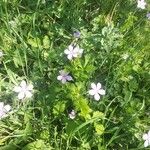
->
14;80;33;100
146;13;150;20
88;83;105;101
137;0;146;9
73;31;81;38
64;44;83;60
143;130;150;147
57;70;73;84
69;110;76;119
0;102;11;119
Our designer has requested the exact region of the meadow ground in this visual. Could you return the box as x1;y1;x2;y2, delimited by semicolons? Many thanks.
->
0;0;150;150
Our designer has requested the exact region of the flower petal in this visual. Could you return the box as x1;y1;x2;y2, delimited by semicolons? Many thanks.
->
18;92;25;99
66;75;73;81
25;91;32;98
67;54;73;60
98;89;106;95
64;49;70;54
61;78;67;84
20;80;27;88
14;86;22;92
94;94;100;101
143;134;148;140
68;45;73;51
97;83;102;89
91;83;97;90
144;140;149;147
27;84;33;91
4;105;11;112
0;102;4;109
89;89;96;95
57;75;62;81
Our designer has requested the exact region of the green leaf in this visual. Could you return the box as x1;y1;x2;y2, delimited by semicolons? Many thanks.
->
53;101;66;115
28;38;41;48
43;36;50;49
94;123;104;135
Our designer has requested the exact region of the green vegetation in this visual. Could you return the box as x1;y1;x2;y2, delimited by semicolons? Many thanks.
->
0;0;150;149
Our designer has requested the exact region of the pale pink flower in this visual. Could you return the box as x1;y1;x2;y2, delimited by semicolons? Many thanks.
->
88;83;105;101
64;45;83;60
57;70;73;84
137;0;146;9
14;80;33;100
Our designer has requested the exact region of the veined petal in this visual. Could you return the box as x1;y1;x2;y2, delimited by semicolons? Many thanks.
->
14;86;22;92
143;134;148;140
25;91;32;98
91;83;97;90
4;105;11;112
89;89;96;96
20;80;27;88
18;92;25;99
94;94;100;101
98;89;106;95
144;140;149;147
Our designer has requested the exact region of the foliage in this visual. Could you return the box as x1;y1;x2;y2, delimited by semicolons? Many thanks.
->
0;0;150;149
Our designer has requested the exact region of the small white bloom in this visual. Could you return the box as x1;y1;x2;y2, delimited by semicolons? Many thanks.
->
122;53;129;60
0;102;11;119
88;83;105;101
69;110;76;119
137;0;146;9
57;70;73;84
143;130;150;147
64;44;83;60
14;80;33;100
146;13;150;20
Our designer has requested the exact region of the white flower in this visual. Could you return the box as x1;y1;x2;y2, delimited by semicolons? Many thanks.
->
0;102;11;119
137;0;146;9
146;13;150;20
88;83;105;101
14;80;33;100
64;45;83;60
57;70;73;84
69;110;76;119
143;130;150;147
